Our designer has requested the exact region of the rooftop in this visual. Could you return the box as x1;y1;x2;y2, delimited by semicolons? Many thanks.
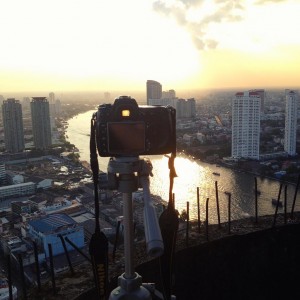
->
28;213;77;233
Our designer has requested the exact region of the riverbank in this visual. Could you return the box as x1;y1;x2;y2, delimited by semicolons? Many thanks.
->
184;144;300;184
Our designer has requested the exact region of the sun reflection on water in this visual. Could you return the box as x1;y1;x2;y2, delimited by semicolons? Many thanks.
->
66;110;300;224
150;155;211;219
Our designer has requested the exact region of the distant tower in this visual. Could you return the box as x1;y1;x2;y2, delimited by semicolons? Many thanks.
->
162;89;176;99
55;99;62;116
284;90;298;156
2;98;25;153
22;97;31;110
49;92;55;104
30;97;52;150
176;98;196;118
146;80;162;105
231;91;261;160
48;92;56;117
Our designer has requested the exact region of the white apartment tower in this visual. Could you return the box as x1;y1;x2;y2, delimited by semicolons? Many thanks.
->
2;98;25;153
249;89;265;113
146;80;162;105
231;91;261;160
284;90;298;156
162;89;176;99
176;98;196;119
30;97;52;150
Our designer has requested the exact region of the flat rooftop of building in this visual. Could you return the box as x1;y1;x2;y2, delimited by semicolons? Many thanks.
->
28;213;78;233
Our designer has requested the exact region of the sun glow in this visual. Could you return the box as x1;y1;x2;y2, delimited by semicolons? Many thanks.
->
0;0;300;93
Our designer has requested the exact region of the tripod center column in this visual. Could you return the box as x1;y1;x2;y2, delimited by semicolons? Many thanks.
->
119;173;137;279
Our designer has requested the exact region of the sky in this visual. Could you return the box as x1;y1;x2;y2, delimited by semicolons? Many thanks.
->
1;0;300;95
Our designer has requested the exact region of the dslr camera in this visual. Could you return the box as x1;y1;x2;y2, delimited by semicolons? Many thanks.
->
94;96;176;157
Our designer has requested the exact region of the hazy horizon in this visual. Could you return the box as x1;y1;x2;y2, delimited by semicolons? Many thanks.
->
1;86;299;104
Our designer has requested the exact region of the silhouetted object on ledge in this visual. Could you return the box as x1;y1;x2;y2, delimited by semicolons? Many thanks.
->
197;187;201;234
205;197;209;241
227;192;232;234
65;237;91;263
58;234;75;275
215;181;221;228
186;201;190;247
18;254;27;300
89;117;109;299
48;243;56;296
33;241;41;291
273;183;283;227
254;177;258;223
291;173;300;219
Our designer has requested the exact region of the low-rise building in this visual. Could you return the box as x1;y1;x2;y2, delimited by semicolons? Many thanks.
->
28;213;84;257
11;200;37;216
0;182;36;199
1;235;27;255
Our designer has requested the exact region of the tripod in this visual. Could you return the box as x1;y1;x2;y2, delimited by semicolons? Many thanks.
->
108;157;167;300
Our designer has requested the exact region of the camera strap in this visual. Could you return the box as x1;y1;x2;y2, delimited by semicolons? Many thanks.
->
159;151;179;300
89;118;109;300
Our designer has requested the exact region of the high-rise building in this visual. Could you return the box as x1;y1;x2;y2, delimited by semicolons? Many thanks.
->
249;89;265;113
55;99;62;116
49;92;55;104
162;89;176;99
231;91;261;160
146;80;162;105
48;92;56;117
30;97;52;150
176;98;196;119
22;97;31;110
2;98;25;153
284;90;298;156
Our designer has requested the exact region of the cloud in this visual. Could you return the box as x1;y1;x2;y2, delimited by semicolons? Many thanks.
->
255;0;286;4
153;0;244;50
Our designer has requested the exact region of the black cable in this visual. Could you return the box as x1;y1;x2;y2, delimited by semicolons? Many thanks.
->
90;118;100;233
89;117;109;300
159;152;179;300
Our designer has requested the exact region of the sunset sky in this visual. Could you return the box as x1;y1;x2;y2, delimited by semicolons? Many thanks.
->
1;0;299;95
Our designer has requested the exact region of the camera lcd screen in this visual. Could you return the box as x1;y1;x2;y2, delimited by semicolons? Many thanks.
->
107;122;145;155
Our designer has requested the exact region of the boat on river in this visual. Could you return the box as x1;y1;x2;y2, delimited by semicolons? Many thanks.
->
212;172;220;176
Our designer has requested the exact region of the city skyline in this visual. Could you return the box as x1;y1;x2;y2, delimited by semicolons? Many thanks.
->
1;0;299;94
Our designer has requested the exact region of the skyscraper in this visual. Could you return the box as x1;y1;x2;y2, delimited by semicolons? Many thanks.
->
49;92;55;104
162;89;176;99
146;80;162;105
48;92;56;117
2;98;25;153
249;89;265;113
231;91;261;160
30;97;52;150
284;90;298;156
176;98;196;118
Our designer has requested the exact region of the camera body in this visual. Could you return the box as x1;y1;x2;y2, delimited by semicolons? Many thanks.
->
94;96;176;157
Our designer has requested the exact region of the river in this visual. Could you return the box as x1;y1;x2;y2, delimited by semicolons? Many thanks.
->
66;110;300;224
